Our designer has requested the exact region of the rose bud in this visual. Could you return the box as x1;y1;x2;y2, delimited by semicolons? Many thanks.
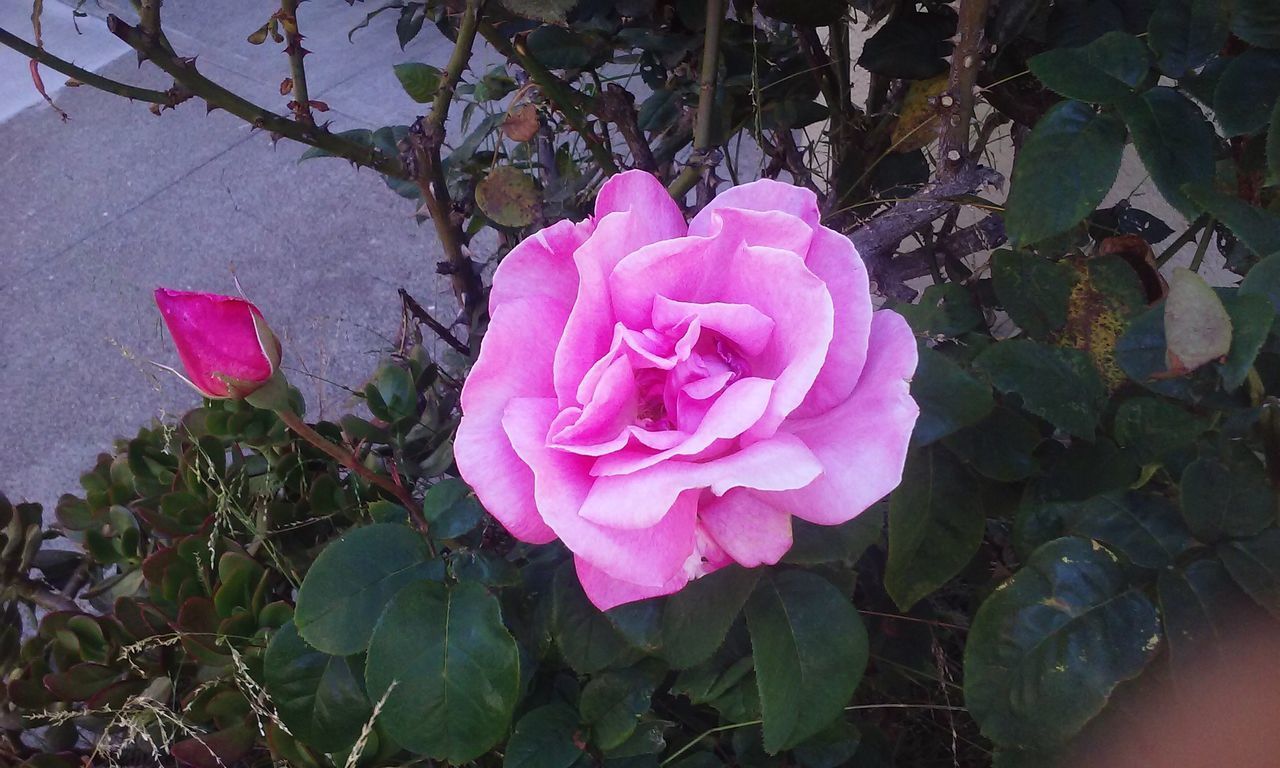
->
154;287;283;400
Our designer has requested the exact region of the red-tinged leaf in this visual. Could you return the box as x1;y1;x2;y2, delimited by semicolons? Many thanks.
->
280;77;293;95
43;662;119;701
177;597;230;664
28;60;68;122
308;100;330;112
171;720;257;768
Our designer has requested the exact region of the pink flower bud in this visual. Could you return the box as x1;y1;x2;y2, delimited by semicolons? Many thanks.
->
154;288;282;399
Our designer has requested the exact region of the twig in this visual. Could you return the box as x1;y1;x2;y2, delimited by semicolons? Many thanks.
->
668;0;725;199
276;410;429;535
105;15;407;178
0;26;186;106
279;0;313;124
1188;216;1216;273
595;83;657;171
1156;213;1209;266
399;288;470;356
889;214;1006;292
936;0;992;179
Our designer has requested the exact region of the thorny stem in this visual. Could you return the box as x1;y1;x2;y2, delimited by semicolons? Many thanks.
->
0;25;186;105
105;15;407;178
279;0;312;124
1189;216;1216;273
1156;213;1210;266
668;0;725;199
937;0;992;179
399;288;470;356
276;410;429;536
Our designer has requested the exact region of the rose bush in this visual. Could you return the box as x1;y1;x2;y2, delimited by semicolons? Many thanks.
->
456;171;920;609
154;287;281;399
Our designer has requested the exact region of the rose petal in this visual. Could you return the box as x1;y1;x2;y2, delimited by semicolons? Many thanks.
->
579;432;822;529
591;377;775;476
595;169;686;225
792;227;873;417
575;555;690;611
764;310;919;525
689;178;820;233
652;296;775;356
489;218;594;313
455;297;567;544
502;397;697;587
699;489;793;567
550;355;638;452
154;288;276;398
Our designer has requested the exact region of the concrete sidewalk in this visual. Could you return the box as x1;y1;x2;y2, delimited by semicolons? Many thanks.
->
0;0;475;507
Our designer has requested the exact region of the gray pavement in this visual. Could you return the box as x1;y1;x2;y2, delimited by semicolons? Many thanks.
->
0;0;475;507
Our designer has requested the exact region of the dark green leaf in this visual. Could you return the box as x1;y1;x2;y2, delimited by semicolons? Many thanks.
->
1232;0;1280;49
659;566;759;669
1015;492;1196;568
746;571;868;753
974;339;1107;438
991;250;1080;338
1005;102;1127;246
424;479;485;539
1218;290;1275;389
1112;396;1209;464
582;669;659;750
964;537;1161;747
294;524;438;655
1183;184;1280;258
856;12;955;80
1115;302;1201;401
1118;87;1217;217
1147;0;1230;75
1268;99;1280;185
785;512;883;566
1158;558;1253;676
299;129;373;162
553;564;635;674
1240;252;1280;314
504;704;587;768
1219;529;1280;619
1214;50;1280;137
526;26;595;70
895;283;983;338
885;447;985;610
910;345;995;446
756;0;847;24
263;621;371;753
1029;31;1150;103
393;62;443;104
1180;456;1275;541
365;580;520;762
499;0;578;22
944;407;1044;482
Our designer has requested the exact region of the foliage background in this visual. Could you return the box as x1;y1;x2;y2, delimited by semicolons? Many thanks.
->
2;0;1280;766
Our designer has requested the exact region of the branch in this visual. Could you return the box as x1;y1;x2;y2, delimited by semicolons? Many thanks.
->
668;0;725;199
936;0;991;180
888;214;1006;289
595;83;657;172
105;15;407;179
399;288;470;356
279;0;313;124
0;25;186;105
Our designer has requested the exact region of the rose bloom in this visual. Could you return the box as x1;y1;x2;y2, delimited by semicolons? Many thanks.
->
154;288;282;399
456;171;919;610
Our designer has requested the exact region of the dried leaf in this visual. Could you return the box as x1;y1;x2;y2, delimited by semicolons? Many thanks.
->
279;77;293;96
1163;268;1232;372
475;166;541;228
891;75;949;153
502;103;540;143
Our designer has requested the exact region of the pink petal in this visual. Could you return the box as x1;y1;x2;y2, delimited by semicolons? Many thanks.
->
652;296;775;356
595;169;687;225
550;355;639;452
689;178;820;233
591;377;775;476
154;288;277;398
764;310;919;525
578;432;822;529
455;297;566;544
608;234;727;330
792;227;873;417
502;397;697;587
575;554;690;610
699;489;793;567
688;208;814;256
489;218;594;313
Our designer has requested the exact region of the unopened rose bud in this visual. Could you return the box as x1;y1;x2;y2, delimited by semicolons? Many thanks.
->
154;287;282;400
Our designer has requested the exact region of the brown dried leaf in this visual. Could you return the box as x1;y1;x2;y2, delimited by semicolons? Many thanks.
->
279;77;293;96
891;75;948;153
502;103;540;143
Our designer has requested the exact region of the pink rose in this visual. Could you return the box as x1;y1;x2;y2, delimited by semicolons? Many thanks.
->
154;288;282;399
456;171;919;610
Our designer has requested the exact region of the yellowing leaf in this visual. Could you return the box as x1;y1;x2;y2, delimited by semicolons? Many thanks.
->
891;75;948;153
1164;268;1232;372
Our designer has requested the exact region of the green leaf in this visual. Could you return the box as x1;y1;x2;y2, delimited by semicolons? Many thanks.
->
499;0;578;23
1183;184;1280;258
1147;0;1230;76
1029;31;1150;103
1214;50;1280;137
368;363;416;422
964;537;1161;748
1015;492;1196;568
857;11;954;80
944;406;1044;482
910;345;995;446
785;512;884;566
1219;529;1280;619
1005;102;1127;246
746;571;868;753
1158;558;1252;676
477;166;542;228
1115;302;1201;401
1164;268;1232;371
365;580;520;762
1117;87;1217;217
1180;456;1275;541
393;62;443;103
582;669;659;750
552;564;635;674
263;621;371;753
526;26;596;70
974;339;1107;438
294;524;438;655
895;283;983;338
1112;396;1209;464
885;447;986;611
1218;290;1275;389
423;479;484;539
504;704;588;768
1232;0;1280;50
1240;253;1280;314
659;566;759;669
991;250;1080;338
1268;99;1280;186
